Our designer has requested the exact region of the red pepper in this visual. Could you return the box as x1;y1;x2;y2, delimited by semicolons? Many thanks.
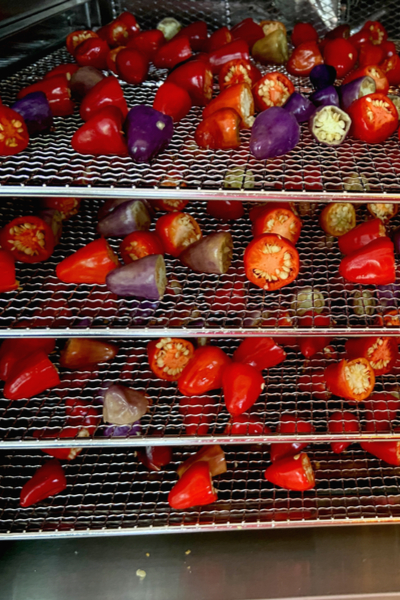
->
219;58;261;91
325;24;351;41
17;75;74;117
324;357;375;402
252;72;294;112
179;394;217;435
209;39;249;74
40;197;81;220
4;351;60;400
151;199;189;213
291;22;318;47
358;41;384;67
231;18;264;47
244;233;300;291
155;211;202;257
339;237;395;285
297;312;333;358
80;76;128;122
233;337;286;371
264;452;315;491
56;237;119;284
127;29;165;61
20;459;67;508
65;399;100;434
362;21;388;46
0;106;29;156
205;27;232;52
116;48;149;84
206;200;244;220
106;46;124;73
0;215;55;264
0;337;55;381
66;30;98;54
328;411;359;454
153;36;192;69
374;310;400;342
116;11;140;39
60;338;119;370
168;462;217;509
120;231;164;264
252;202;301;243
177;445;227;478
364;391;400;432
270;414;314;462
153;81;192;122
137;446;173;471
381;40;396;58
35;426;88;460
343;66;389;94
195;107;241;150
224;413;272;435
287;41;323;76
147;337;194;381
360;440;400;466
202;82;254;129
104;16;133;48
338;218;386;255
349;30;370;49
74;37;109;70
44;64;79;81
0;250;18;293
174;21;208;52
167;60;213;106
71;106;128;156
222;362;265;416
323;38;357;78
178;345;231;396
381;55;400;86
345;336;398;377
349;93;398;145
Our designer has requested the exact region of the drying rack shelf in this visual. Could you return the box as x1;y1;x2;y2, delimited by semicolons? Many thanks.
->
2;446;400;539
1;47;400;201
1;198;400;338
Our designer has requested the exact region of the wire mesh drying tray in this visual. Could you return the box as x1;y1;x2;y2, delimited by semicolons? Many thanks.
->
1;198;400;337
2;445;400;538
2;47;400;201
2;338;400;449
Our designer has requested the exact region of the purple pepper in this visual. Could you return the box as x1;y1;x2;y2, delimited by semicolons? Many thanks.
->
11;92;53;137
283;92;315;123
97;199;151;237
106;254;167;300
310;64;337;90
249;107;300;160
103;421;141;437
125;105;173;163
339;76;376;111
37;208;63;245
70;66;104;98
179;232;233;274
309;85;339;108
309;105;351;146
377;284;400;310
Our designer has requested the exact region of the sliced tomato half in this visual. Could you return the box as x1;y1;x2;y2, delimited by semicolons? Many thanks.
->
0;215;54;263
243;233;300;291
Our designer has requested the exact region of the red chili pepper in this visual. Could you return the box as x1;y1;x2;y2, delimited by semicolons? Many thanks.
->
174;21;208;52
0;250;18;293
195;107;241;150
0;108;29;156
153;81;192;122
328;411;359;454
74;37;109;70
137;446;173;471
178;345;231;396
339;237;395;285
233;337;286;371
361;440;400;466
206;200;244;220
381;55;400;86
40;198;81;220
349;93;398;145
338;218;385;255
362;21;388;46
292;22;318;47
270;414;314;462
44;64;79;81
4;351;60;400
60;338;119;370
177;445;227;478
179;394;217;435
325;24;351;41
324;357;375;402
364;391;400;432
72;106;128;156
252;202;302;243
345;336;399;377
205;26;233;52
168;462;217;509
358;41;384;67
244;233;300;291
264;452;315;491
17;75;74;117
231;18;264;47
219;58;261;91
287;41;323;76
104;17;132;48
323;38;357;78
127;29;165;61
224;413;272;435
209;39;249;74
0;215;54;264
56;237;119;284
153;36;192;69
252;72;294;112
202;82;254;129
0;337;55;381
147;337;194;381
120;231;164;264
35;426;88;460
222;362;265;416
167;60;213;106
380;40;396;59
20;459;67;508
343;66;389;94
297;312;333;358
66;30;98;54
116;48;149;84
116;11;140;39
79;76;128;122
349;30;370;49
106;46;124;73
155;211;202;257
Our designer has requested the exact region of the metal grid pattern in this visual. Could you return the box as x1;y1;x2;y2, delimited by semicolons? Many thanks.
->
2;43;400;200
2;338;400;448
1;198;400;337
345;0;400;40
2;446;400;538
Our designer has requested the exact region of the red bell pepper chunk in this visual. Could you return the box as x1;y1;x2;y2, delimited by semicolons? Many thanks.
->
287;41;323;76
224;413;272;435
56;237;119;284
360;440;400;466
35;426;89;460
339;237;395;285
155;211;202;257
120;231;164;264
177;445;227;478
148;337;194;382
66;30;98;54
195;107;241;150
74;37;109;70
328;410;359;454
174;21;208;52
60;338;119;370
264;452;315;491
205;26;233;53
20;459;67;508
323;38;357;78
4;351;60;400
72;106;128;156
219;58;261;91
222;362;265;416
137;446;173;471
345;336;398;377
80;76;128;122
167;59;213;106
179;394;217;435
202;82;254;129
324;357;375;403
270;414;315;462
348;30;370;48
364;391;400;432
362;20;388;46
0;337;55;381
44;64;79;81
127;29;165;61
168;462;218;509
0;250;18;293
17;75;74;117
178;345;231;396
233;337;286;371
297;311;333;359
153;81;192;122
291;22;318;47
231;18;264;47
153;36;192;69
209;39;249;74
338;218;386;255
116;48;149;84
116;11;140;39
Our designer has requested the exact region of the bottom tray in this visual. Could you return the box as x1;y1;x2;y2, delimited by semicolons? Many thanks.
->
2;446;400;538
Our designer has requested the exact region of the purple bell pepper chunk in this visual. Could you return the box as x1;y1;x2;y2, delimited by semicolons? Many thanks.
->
125;105;173;163
283;92;315;123
309;105;351;146
339;76;376;111
11;92;53;137
106;254;167;300
309;85;339;108
249;106;300;160
310;64;337;90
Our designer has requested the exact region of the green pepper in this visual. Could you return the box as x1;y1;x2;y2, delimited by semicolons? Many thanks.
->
251;29;289;65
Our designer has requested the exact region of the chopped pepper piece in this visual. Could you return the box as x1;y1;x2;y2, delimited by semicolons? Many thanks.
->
20;459;67;508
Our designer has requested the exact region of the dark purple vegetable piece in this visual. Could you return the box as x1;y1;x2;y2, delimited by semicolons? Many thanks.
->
391;225;400;255
309;105;351;146
97;199;151;237
180;231;233;274
38;209;63;245
125;105;173;163
11;92;53;137
70;66;104;98
103;421;141;437
103;384;148;425
309;85;339;108
106;254;167;300
249;106;300;160
377;283;400;309
283;92;315;123
339;76;376;111
309;64;337;90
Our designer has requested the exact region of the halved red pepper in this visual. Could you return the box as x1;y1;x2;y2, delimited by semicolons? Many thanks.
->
252;202;301;243
252;72;294;112
80;76;128;122
345;336;398;376
0;250;18;293
155;211;202;257
40;198;81;220
360;440;400;466
137;446;173;471
224;413;271;435
148;337;194;381
348;90;398;142
381;55;400;86
0;106;29;156
17;75;74;117
219;58;261;91
66;30;98;54
338;218;386;255
297;312;333;359
177;445;227;478
0;337;55;381
153;81;192;122
291;22;318;47
205;26;232;53
0;215;55;264
209;39;249;74
56;237;119;284
319;203;356;237
343;66;389;94
178;345;231;396
72;106;128;156
195;107;241;149
106;46;124;73
120;231;164;264
74;37;109;70
364;391;400;432
264;452;315;491
153;36;192;69
233;337;286;371
231;18;264;47
328;410;359;454
179;394;217;435
362;21;388;46
174;21;208;52
323;38;357;78
44;64;79;81
202;82;254;129
324;357;375;402
270;414;314;462
20;459;67;508
60;338;119;370
116;48;149;84
167;59;213;106
127;29;165;61
222;362;265;416
339;237;395;285
244;233;300;291
4;351;60;400
168;462;217;509
287;41;323;76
